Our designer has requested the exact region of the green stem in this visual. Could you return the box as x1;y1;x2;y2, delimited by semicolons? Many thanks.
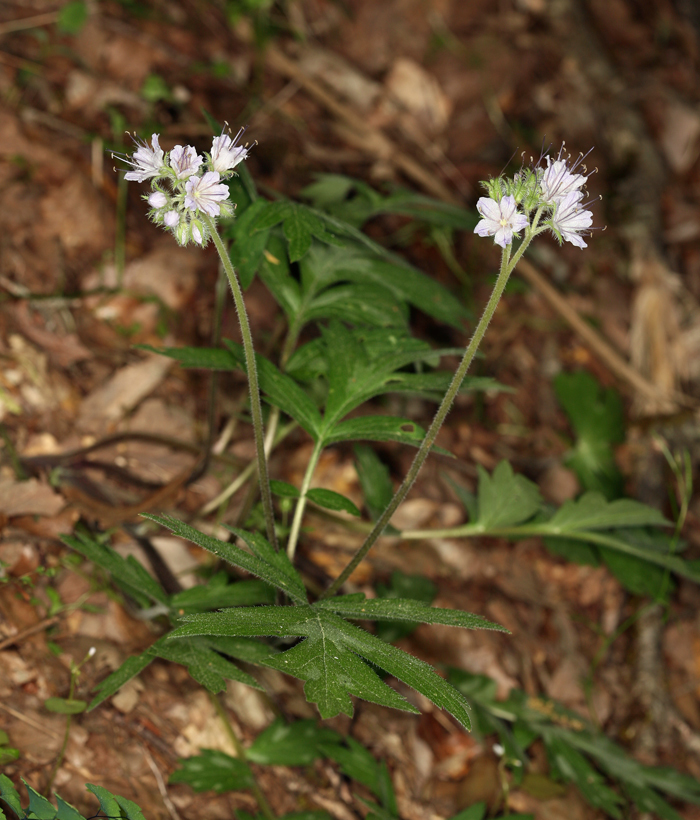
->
205;215;278;551
287;438;324;560
321;229;536;600
209;692;276;820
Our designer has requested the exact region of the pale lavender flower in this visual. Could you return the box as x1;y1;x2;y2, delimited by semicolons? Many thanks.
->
148;191;168;208
474;195;529;248
123;134;164;182
210;129;248;173
170;145;203;179
540;158;586;205
191;222;204;245
164;210;179;228
185;171;230;216
551;191;593;248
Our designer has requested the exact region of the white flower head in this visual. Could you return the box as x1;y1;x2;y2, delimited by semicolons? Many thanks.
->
185;171;231;217
474;195;529;248
210;128;249;174
550;191;593;248
121;133;165;182
170;145;204;179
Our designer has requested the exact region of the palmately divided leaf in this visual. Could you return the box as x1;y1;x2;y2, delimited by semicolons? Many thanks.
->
169;606;473;728
261;612;420;719
145;515;308;603
475;462;542;530
314;596;508;633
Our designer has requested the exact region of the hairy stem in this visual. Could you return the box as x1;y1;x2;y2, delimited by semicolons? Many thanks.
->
205;216;278;551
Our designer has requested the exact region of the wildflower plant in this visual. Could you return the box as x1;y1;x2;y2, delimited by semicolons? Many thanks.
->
81;135;630;730
52;131;700;819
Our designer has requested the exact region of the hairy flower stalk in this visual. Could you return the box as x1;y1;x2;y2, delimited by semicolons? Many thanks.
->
116;127;278;550
323;144;597;599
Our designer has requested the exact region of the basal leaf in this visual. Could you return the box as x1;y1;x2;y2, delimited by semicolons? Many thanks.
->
307;488;361;517
146;514;308;603
169;749;253;793
474;462;542;530
262;612;420;719
168;606;473;727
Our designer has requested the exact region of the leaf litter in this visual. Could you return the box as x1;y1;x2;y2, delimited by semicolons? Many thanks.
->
1;1;700;819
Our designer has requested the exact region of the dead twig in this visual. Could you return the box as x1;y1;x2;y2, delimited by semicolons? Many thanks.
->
0;615;60;652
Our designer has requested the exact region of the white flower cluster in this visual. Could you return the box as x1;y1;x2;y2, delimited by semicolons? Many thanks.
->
474;146;596;249
117;129;249;246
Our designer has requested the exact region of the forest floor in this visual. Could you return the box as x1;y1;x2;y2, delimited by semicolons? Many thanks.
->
1;1;700;819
